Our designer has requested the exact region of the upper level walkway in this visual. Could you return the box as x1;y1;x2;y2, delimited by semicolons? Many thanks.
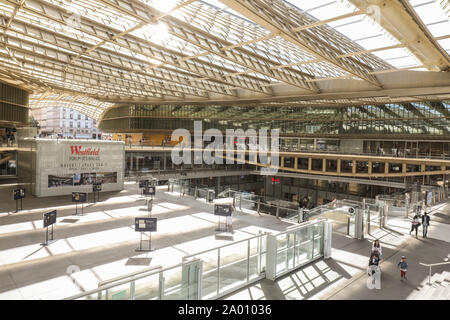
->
125;146;450;178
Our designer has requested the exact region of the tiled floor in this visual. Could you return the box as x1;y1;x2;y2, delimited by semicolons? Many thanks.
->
0;183;293;300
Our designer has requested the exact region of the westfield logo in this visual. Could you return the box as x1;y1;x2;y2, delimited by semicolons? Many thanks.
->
70;145;100;156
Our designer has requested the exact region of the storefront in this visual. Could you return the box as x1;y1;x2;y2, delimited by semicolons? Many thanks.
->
19;139;125;197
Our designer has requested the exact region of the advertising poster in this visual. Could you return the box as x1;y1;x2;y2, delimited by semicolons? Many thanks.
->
43;210;57;228
13;188;26;200
34;140;124;197
72;192;88;203
214;204;233;217
93;183;102;192
135;218;157;232
143;186;156;196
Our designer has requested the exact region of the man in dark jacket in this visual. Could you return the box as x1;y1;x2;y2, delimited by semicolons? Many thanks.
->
422;212;430;238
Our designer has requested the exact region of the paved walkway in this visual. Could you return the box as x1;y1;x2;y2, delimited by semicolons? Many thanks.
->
223;199;450;300
0;183;293;299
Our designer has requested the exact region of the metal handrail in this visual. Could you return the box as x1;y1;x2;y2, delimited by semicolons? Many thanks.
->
268;218;326;236
419;261;450;285
64;261;193;300
98;265;162;288
182;233;267;261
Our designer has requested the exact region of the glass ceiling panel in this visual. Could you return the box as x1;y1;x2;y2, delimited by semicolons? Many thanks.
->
287;0;423;69
0;0;447;115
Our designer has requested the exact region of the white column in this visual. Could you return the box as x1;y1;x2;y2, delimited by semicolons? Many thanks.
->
324;221;333;259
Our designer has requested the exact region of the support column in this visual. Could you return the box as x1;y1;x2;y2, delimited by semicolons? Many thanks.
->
352;160;356;175
308;158;312;171
322;158;327;173
337;159;341;174
216;176;221;194
324;221;333;259
164;153;168;170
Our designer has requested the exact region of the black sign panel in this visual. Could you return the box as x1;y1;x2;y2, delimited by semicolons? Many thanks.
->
214;204;233;217
43;210;57;228
139;180;149;188
13;188;26;200
93;183;102;192
72;192;87;203
135;218;157;232
143;186;156;196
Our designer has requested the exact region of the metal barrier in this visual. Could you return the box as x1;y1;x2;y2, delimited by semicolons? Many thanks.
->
182;233;268;300
419;261;450;285
265;219;328;280
65;260;202;300
64;220;330;300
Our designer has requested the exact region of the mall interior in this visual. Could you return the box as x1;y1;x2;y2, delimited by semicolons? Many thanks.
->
0;0;449;300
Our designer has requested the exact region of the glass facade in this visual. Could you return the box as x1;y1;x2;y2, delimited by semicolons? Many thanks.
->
0;82;29;124
100;101;450;137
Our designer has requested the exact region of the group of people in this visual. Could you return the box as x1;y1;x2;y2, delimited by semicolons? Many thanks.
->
367;239;410;287
409;211;431;238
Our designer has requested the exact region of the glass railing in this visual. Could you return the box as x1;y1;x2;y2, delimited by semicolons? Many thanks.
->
64;219;329;300
266;219;326;280
65;260;202;300
182;234;267;300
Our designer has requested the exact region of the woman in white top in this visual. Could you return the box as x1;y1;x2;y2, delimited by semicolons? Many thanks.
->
226;215;233;234
371;239;382;258
410;215;420;238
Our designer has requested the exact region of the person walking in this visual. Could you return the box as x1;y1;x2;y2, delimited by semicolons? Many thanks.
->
422;212;430;238
409;215;420;238
371;239;382;259
367;253;381;289
368;253;380;276
226;211;234;234
398;256;408;281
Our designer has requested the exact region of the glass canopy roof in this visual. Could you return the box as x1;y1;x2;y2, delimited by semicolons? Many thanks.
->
0;0;448;119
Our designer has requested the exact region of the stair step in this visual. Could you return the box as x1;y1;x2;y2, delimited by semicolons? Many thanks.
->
430;272;445;283
443;271;450;282
432;286;448;299
415;284;435;299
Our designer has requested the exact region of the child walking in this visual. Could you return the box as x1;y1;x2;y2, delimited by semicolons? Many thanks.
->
398;256;408;281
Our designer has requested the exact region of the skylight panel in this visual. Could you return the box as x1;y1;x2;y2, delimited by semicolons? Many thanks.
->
437;38;450;52
426;20;450;37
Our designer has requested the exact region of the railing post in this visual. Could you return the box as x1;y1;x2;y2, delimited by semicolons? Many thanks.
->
429;266;431;285
276;205;279;219
159;273;165;300
217;248;221;296
247;240;250;282
130;280;135;300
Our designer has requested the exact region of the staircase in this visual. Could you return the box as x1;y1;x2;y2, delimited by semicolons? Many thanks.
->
408;271;450;300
